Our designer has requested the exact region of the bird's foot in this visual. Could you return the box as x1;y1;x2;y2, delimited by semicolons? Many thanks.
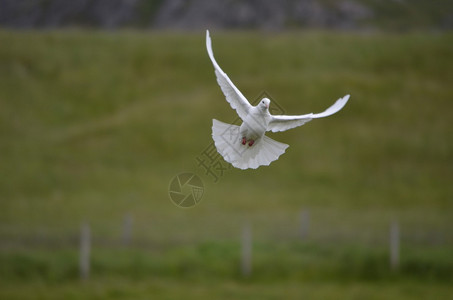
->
248;139;255;147
241;137;247;145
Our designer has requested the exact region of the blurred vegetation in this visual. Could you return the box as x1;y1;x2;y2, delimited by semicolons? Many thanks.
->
358;0;453;30
0;30;452;298
1;243;453;282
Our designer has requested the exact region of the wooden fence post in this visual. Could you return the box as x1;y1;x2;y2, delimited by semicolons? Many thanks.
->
122;213;133;246
241;223;252;277
299;209;309;239
390;220;400;271
79;222;91;280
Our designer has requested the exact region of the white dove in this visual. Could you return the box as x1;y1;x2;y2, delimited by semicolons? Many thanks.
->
207;30;350;170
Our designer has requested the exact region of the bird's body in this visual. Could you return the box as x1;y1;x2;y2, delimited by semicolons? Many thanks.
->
206;30;350;170
240;100;271;145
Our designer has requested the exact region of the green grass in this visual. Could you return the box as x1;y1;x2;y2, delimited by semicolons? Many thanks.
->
1;242;452;299
0;29;452;298
3;243;453;282
2;277;452;300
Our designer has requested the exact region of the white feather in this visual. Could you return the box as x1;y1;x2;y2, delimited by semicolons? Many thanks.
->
206;30;252;121
268;95;350;132
212;120;288;170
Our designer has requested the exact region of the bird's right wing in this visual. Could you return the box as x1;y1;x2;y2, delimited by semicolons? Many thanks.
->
268;95;350;132
206;30;253;121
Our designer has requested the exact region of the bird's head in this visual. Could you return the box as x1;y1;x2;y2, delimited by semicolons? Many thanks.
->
259;98;270;110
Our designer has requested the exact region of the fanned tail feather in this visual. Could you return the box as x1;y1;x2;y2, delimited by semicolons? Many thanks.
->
212;119;289;170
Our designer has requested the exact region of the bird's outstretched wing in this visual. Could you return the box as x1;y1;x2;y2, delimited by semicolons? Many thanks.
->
268;95;350;132
206;30;253;121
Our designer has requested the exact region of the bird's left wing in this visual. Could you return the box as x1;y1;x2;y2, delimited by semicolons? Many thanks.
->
268;95;350;132
206;30;253;121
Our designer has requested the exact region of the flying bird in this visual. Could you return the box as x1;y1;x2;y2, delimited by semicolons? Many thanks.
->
206;30;349;170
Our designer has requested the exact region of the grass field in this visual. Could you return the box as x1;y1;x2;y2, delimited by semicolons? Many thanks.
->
0;29;452;299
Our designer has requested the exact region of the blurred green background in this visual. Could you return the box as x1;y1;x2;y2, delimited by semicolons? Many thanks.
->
0;28;452;299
